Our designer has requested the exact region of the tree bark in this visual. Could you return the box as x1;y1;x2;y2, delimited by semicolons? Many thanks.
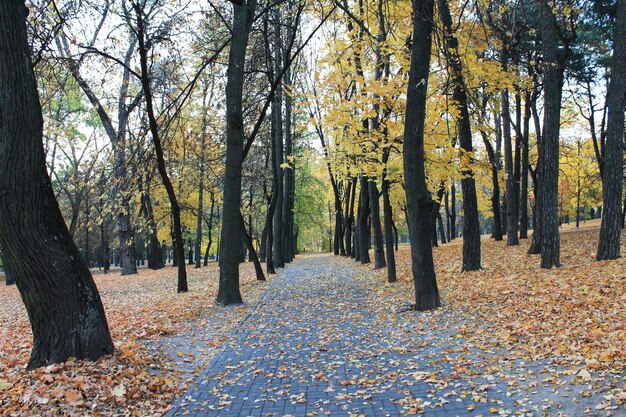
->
0;0;113;368
597;0;625;260
240;212;265;281
217;0;257;305
501;81;519;245
381;179;396;282
368;180;386;269
358;176;371;264
528;99;543;254
519;92;532;239
134;4;187;291
203;191;215;266
438;0;481;271
144;187;164;270
536;0;564;268
481;127;503;241
272;6;285;269
402;0;440;311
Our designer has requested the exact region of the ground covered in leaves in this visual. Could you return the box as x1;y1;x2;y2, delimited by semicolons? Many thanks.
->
0;262;269;416
1;222;624;417
382;221;626;415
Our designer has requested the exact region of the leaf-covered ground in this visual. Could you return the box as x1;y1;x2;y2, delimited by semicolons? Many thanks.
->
1;222;624;416
0;263;270;416
382;221;626;415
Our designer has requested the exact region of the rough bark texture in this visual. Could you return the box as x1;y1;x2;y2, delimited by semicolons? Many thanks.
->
0;0;114;369
438;0;481;271
402;0;440;311
217;0;257;305
537;0;563;268
597;0;626;260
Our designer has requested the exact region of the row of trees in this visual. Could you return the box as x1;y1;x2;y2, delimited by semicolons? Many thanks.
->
0;0;623;369
315;0;625;290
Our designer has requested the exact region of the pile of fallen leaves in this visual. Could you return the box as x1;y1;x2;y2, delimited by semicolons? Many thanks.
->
388;220;626;410
0;263;268;416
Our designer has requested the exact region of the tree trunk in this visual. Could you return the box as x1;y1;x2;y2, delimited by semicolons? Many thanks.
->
437;212;447;244
501;79;519;245
528;100;543;254
381;179;396;282
240;212;265;281
0;0;113;368
216;0;257;305
438;0;481;271
450;182;456;239
481;126;503;241
402;0;440;311
536;0;564;268
358;176;371;264
195;88;209;269
597;0;625;260
519;92;531;239
283;62;296;263
368;180;386;268
135;5;187;291
145;189;164;270
272;6;285;269
203;192;215;266
348;177;357;257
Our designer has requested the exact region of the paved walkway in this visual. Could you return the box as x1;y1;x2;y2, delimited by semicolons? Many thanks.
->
165;255;561;417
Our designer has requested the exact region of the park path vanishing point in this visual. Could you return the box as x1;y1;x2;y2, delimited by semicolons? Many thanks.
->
165;254;617;417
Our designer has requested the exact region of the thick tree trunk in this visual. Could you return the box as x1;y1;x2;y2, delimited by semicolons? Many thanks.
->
536;0;564;268
135;6;187;291
402;0;440;311
0;0;113;368
438;0;481;271
216;0;257;305
597;0;625;260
